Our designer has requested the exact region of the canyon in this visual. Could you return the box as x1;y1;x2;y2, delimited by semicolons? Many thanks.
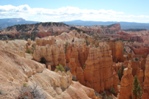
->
0;22;149;99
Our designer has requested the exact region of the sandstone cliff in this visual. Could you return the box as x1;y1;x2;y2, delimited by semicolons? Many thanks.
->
32;32;119;95
142;55;149;99
118;63;133;99
84;42;119;93
0;40;26;57
109;41;124;62
0;46;99;99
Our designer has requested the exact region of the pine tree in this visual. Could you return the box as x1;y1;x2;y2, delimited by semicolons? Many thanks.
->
132;76;142;99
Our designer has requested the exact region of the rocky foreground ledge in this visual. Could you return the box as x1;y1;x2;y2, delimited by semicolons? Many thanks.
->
0;42;99;99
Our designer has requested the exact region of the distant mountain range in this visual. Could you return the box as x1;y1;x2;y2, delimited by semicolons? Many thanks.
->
64;20;149;30
0;18;37;30
0;18;149;30
0;18;148;40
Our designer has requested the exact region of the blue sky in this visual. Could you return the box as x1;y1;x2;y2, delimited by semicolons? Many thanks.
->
0;0;149;22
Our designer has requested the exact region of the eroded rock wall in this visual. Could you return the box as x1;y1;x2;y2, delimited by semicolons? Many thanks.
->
118;64;133;99
142;55;149;99
32;33;119;94
0;47;99;99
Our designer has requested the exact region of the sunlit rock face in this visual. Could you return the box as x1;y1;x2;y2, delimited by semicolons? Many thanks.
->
75;23;121;35
142;55;149;99
32;32;119;94
109;41;124;62
2;19;149;99
118;63;133;99
83;42;119;93
0;45;99;99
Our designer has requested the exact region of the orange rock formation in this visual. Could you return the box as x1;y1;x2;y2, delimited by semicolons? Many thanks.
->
119;63;133;99
32;33;119;94
142;55;149;99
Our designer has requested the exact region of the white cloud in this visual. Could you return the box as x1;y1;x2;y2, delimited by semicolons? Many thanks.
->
0;4;149;23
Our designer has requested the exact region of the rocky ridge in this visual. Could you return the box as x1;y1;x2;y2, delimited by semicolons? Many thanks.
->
32;32;119;95
0;42;99;99
1;21;149;99
0;22;122;40
31;30;149;98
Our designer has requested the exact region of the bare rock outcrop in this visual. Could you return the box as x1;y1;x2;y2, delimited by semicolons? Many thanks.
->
33;44;66;70
0;40;26;57
119;63;133;99
109;41;124;62
142;55;149;99
66;43;89;75
0;22;85;40
0;47;99;99
75;23;121;35
32;33;119;94
84;42;119;93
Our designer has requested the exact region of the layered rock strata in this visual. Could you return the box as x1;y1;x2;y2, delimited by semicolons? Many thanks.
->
142;55;149;99
32;33;119;93
0;47;99;99
119;63;133;99
84;42;119;92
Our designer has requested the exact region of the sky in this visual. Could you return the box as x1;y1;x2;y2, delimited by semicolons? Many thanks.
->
0;0;149;22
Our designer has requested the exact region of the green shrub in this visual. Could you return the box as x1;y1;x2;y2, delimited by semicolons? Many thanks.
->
109;87;116;95
26;49;32;54
133;76;142;99
26;44;35;54
64;42;68;53
101;91;113;99
85;39;90;46
55;64;65;72
23;83;28;87
0;90;2;94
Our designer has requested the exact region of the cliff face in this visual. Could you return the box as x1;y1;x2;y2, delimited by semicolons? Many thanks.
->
142;55;149;99
25;30;149;98
0;45;99;99
118;63;134;99
32;32;119;94
83;43;119;92
109;41;124;62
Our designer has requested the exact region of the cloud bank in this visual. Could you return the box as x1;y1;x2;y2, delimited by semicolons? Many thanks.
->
0;4;149;22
